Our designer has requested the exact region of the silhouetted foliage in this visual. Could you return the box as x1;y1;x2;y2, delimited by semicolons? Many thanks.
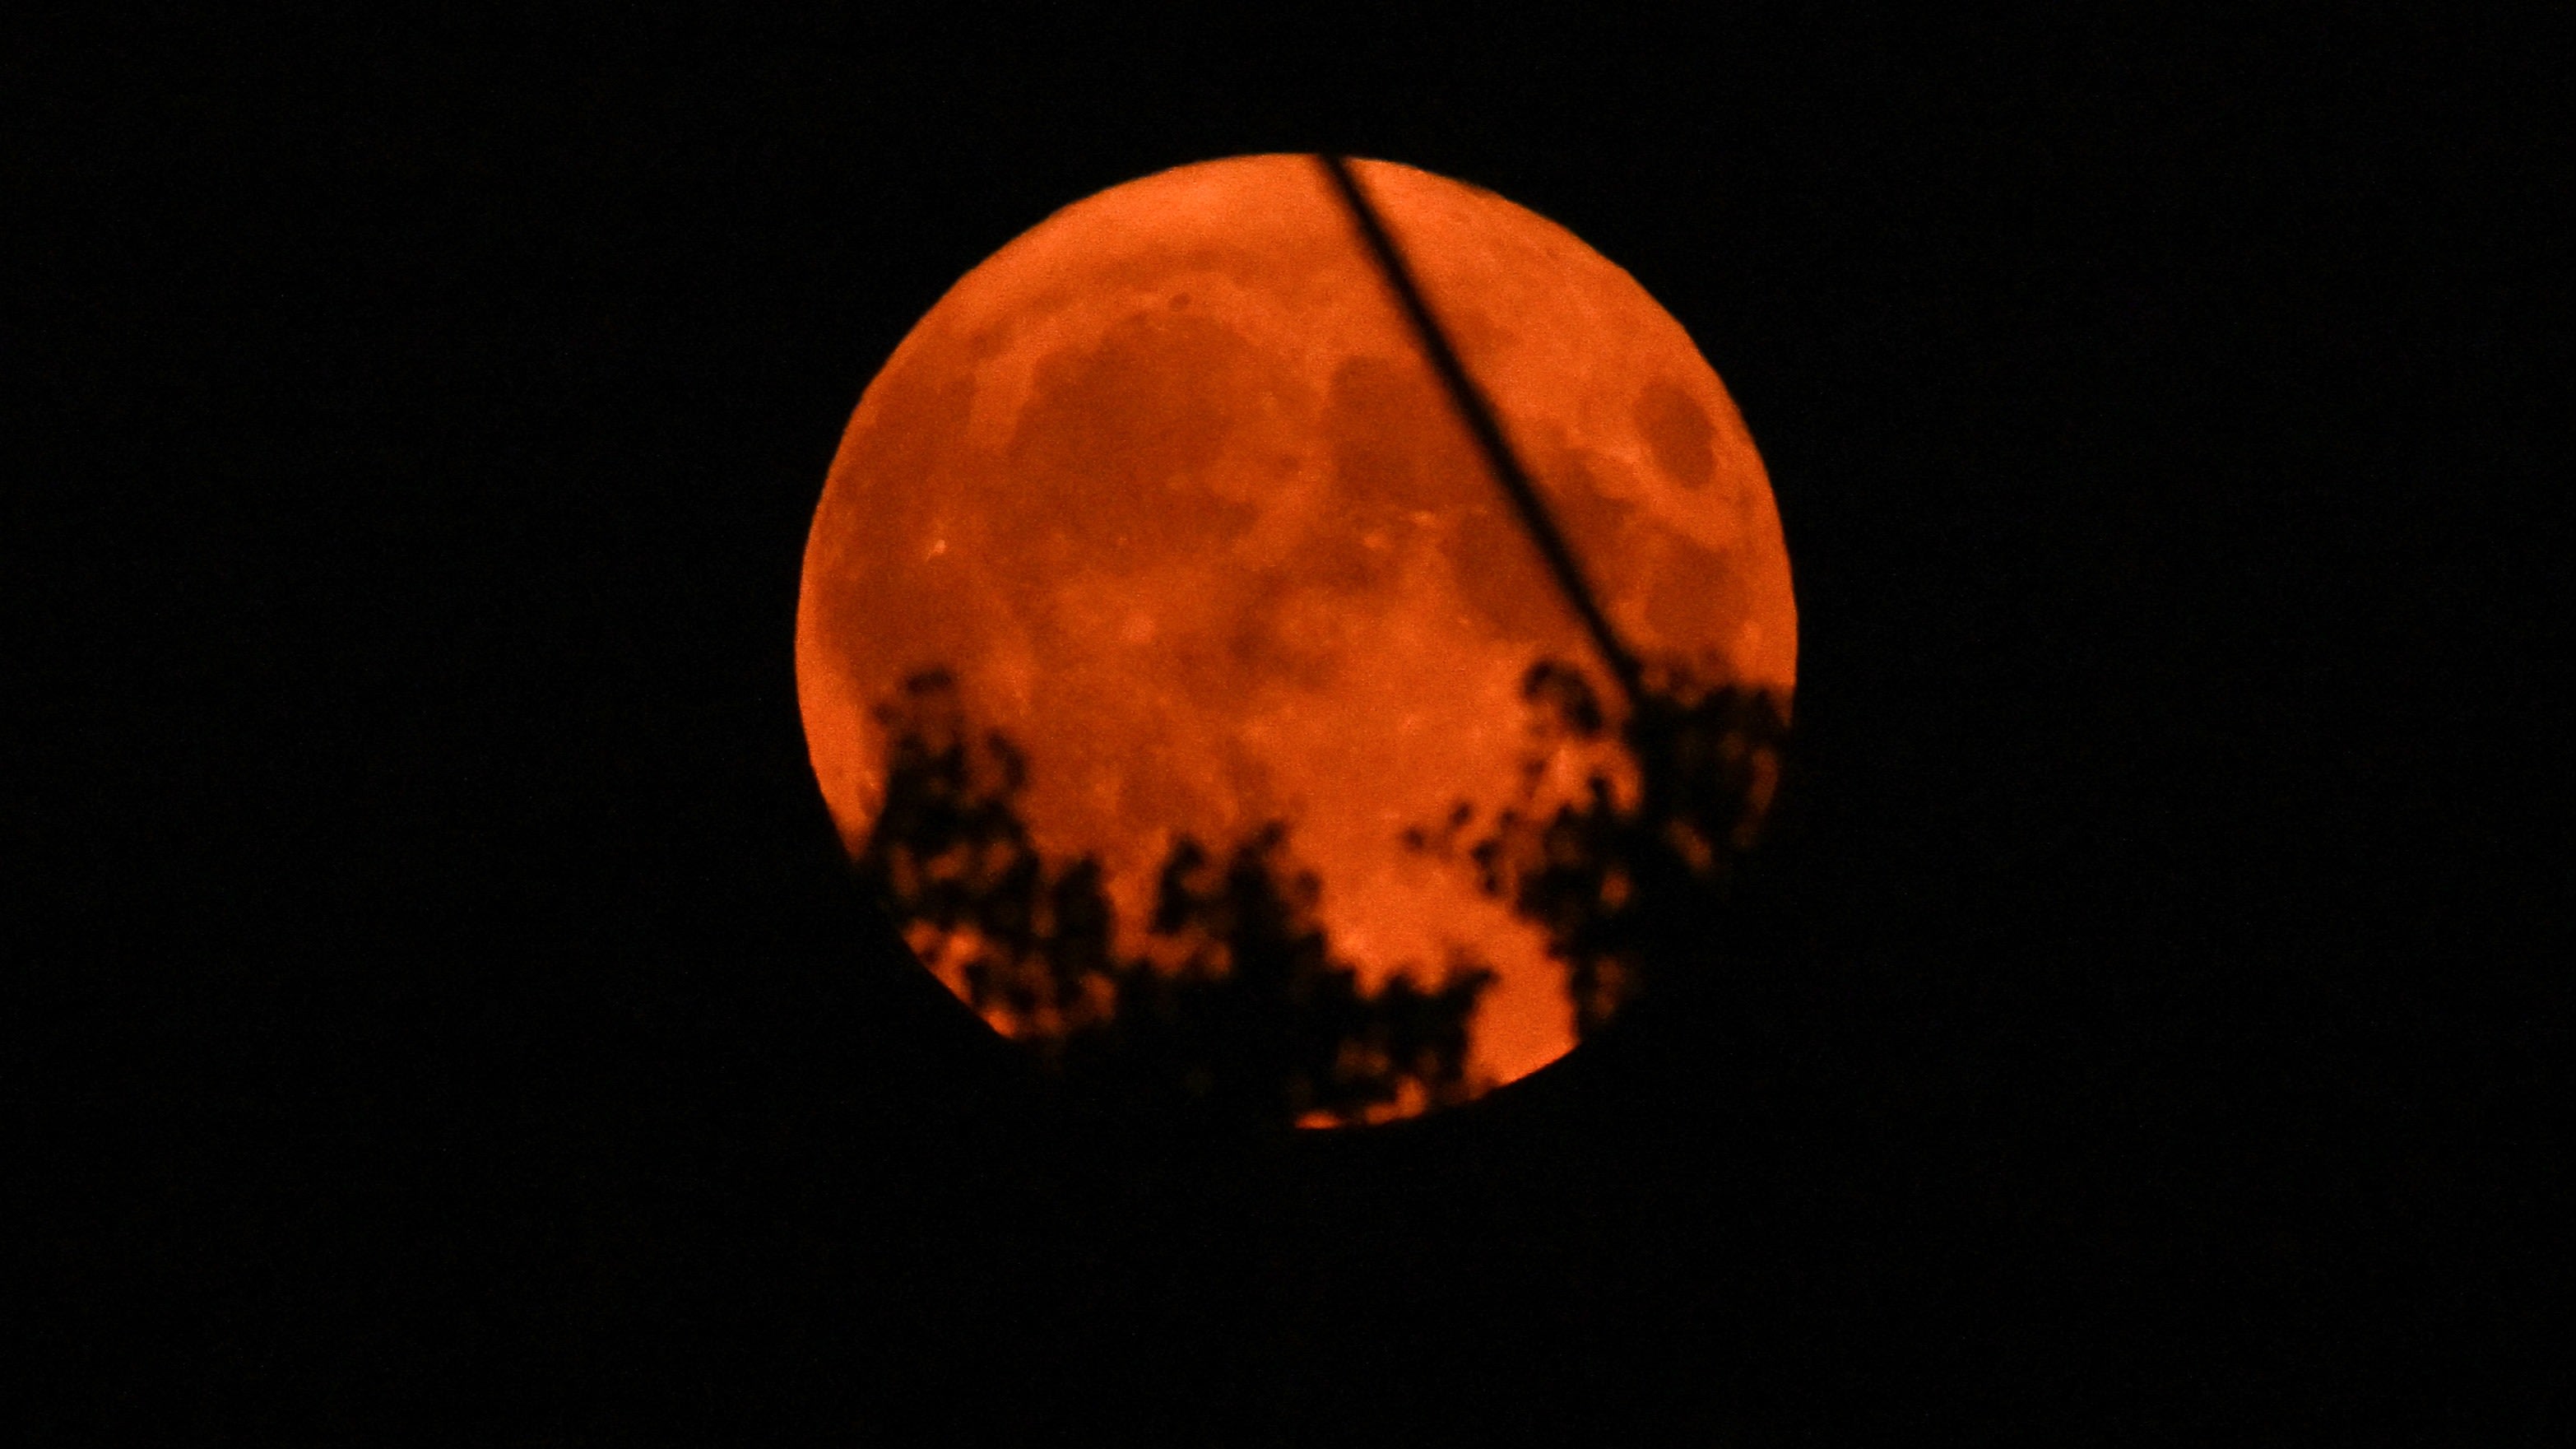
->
858;669;1495;1130
1409;657;1790;1038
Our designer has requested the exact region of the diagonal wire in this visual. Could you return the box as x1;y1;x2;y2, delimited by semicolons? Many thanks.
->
1318;153;1644;710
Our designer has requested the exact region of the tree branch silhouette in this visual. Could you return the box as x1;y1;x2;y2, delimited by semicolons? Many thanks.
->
1409;657;1789;1038
1319;153;1644;708
858;669;1496;1130
1320;157;1789;1036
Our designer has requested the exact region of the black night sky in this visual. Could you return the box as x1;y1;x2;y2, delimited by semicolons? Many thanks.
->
20;10;2561;1443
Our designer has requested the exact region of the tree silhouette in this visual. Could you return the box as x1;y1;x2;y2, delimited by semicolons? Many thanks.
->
1318;151;1794;1042
1408;657;1789;1038
857;669;1495;1130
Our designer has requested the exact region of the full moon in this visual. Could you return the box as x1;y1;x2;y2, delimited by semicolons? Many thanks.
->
798;155;1794;1113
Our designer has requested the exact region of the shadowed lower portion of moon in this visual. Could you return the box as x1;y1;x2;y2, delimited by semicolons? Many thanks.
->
798;155;1795;1105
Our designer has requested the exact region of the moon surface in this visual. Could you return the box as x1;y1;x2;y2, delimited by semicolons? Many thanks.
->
798;155;1794;1103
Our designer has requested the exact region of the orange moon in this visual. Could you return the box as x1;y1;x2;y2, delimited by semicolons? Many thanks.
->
797;155;1794;1099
